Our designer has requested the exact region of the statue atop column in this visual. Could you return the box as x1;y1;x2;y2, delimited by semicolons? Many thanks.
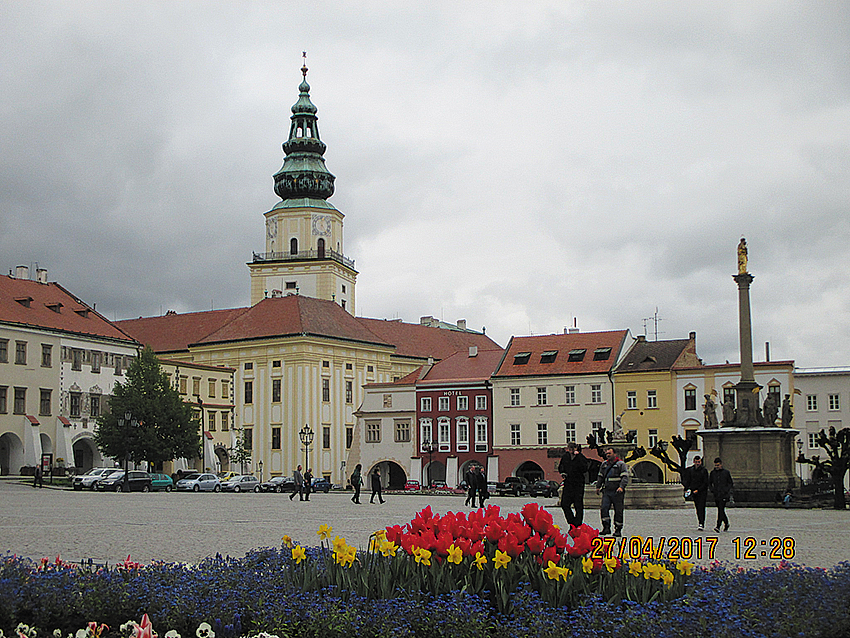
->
737;237;748;274
703;394;719;429
781;394;794;428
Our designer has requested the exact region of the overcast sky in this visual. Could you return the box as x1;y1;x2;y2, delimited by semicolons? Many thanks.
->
2;1;848;368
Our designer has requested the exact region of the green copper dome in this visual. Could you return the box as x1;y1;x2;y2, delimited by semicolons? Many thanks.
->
273;63;335;201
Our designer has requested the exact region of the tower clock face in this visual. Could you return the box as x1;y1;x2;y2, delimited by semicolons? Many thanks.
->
311;214;332;237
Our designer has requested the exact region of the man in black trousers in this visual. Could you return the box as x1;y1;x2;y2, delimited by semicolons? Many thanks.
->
684;455;709;530
558;442;588;528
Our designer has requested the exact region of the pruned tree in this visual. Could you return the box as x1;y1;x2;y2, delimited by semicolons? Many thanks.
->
798;426;849;510
95;346;200;469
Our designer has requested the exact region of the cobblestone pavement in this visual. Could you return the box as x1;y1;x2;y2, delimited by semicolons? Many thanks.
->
1;480;847;568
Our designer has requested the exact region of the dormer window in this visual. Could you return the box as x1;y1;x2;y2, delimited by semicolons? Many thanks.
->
568;349;586;362
513;352;531;365
46;302;63;314
593;347;612;361
15;297;32;308
74;309;90;318
540;350;558;364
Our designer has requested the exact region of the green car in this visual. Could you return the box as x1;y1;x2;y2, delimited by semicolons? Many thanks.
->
149;473;174;492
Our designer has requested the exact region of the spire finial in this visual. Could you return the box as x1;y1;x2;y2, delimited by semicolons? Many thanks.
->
301;51;308;79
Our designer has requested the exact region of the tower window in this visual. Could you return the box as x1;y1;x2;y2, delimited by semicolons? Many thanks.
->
290;238;298;255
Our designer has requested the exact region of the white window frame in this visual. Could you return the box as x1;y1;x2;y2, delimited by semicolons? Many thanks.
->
627;391;637;409
474;416;488;452
457;395;469;411
510;388;520;406
510;423;521;446
807;395;818;411
565;422;576;443
421;396;432;412
537;423;548;445
419;418;433;450
475;395;487;410
456;417;469;452
565;385;576;404
537;386;548;406
438;416;451;451
591;384;602;404
648;428;658;448
647;389;657;409
438;396;450;412
828;394;840;411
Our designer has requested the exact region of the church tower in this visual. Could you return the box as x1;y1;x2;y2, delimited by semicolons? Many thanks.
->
249;59;357;312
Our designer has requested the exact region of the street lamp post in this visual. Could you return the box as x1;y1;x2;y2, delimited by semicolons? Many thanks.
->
258;459;263;483
422;439;437;488
195;396;205;472
118;411;137;492
796;438;804;484
299;424;313;474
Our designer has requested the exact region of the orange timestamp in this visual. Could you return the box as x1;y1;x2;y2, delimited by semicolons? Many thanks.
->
591;535;718;561
732;536;796;561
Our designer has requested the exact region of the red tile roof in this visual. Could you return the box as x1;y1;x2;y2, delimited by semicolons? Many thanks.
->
493;330;630;377
614;337;700;373
417;348;505;385
116;307;247;353
0;275;137;344
358;317;501;360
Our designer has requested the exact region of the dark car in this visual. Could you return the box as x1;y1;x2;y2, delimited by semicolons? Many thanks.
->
310;477;331;493
528;480;560;498
96;470;153;492
261;476;296;493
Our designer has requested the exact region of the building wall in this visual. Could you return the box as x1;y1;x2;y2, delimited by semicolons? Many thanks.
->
354;381;416;488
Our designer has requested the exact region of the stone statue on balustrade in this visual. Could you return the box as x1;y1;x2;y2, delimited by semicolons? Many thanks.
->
781;394;794;428
763;394;778;426
721;398;735;426
703;394;719;429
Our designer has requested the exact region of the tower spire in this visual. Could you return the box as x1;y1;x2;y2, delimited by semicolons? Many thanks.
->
273;57;335;201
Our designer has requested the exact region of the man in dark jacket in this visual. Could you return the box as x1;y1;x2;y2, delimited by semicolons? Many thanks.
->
595;447;629;536
558;442;588;527
370;467;385;504
708;457;734;532
464;466;477;507
684;455;710;530
290;465;304;501
473;466;488;508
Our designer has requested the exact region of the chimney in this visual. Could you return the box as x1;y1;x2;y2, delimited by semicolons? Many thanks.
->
765;341;770;362
36;268;48;283
457;319;467;330
15;265;28;279
469;346;478;357
420;316;433;326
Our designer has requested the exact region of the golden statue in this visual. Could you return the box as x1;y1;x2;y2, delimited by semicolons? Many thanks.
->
737;237;748;274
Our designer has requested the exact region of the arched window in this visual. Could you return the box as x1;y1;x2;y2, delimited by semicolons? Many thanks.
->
290;238;298;255
317;238;325;258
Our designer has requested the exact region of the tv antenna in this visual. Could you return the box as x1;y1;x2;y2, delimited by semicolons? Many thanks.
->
642;308;665;341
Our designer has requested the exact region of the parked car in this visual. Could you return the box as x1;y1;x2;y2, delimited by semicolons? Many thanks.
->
149;473;174;492
528;480;560;498
404;480;421;491
96;470;153;492
429;479;448;490
221;475;261;493
73;468;119;491
495;476;531;497
260;476;295;493
217;471;239;481
311;477;331;493
176;473;221;492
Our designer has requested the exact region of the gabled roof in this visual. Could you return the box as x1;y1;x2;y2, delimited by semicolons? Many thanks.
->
196;296;390;347
0;275;137;344
614;336;701;373
417;348;505;386
116;307;248;353
357;317;500;360
493;330;630;378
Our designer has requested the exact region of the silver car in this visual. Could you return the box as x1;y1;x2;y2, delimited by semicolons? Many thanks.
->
220;475;261;493
73;468;119;491
175;473;221;492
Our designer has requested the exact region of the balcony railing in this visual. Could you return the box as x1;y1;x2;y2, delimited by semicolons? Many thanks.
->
252;249;355;270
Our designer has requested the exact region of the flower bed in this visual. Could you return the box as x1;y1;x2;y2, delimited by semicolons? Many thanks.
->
1;504;849;638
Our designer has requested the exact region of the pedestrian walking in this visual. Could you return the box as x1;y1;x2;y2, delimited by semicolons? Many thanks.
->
33;465;43;489
709;457;734;532
290;465;304;501
370;467;385;504
595;447;629;537
464;466;476;507
684;455;710;530
474;465;489;508
558;442;588;527
303;468;313;501
350;463;363;504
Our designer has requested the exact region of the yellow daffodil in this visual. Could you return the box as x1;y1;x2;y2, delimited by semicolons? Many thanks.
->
662;568;675;587
544;560;562;581
473;552;488;571
582;556;593;574
676;559;694;576
374;529;387;540
317;524;332;540
379;540;398;557
560;567;571;581
332;535;348;554
493;549;511;570
604;556;617;573
644;562;664;580
281;535;293;548
447;543;463;565
414;547;432;566
336;545;357;568
291;545;306;565
628;561;643;577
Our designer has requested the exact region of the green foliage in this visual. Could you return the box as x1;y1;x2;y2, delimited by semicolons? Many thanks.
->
94;346;200;468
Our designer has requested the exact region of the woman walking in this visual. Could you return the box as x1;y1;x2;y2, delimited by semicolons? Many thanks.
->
350;463;363;504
